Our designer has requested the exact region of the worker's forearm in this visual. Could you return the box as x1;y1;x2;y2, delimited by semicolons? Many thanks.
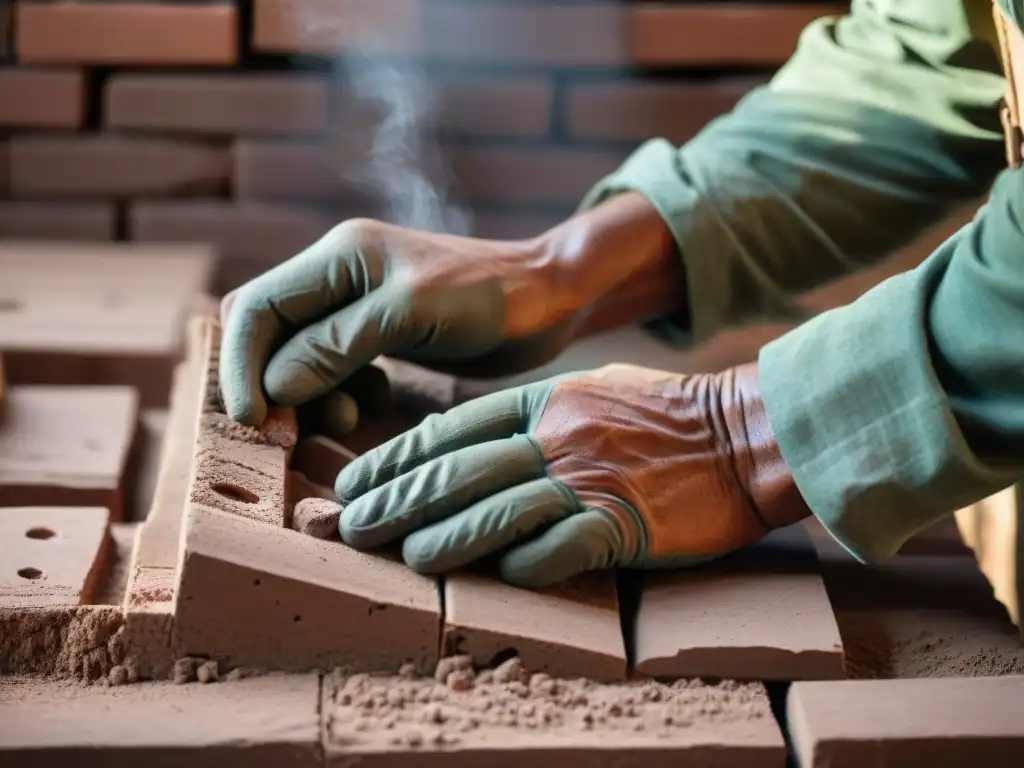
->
576;0;1004;344
760;168;1024;564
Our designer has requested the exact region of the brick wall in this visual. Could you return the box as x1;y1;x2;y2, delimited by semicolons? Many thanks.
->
0;1;843;293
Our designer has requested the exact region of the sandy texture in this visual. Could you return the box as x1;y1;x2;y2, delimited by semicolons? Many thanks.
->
0;605;125;680
323;660;785;767
811;532;1024;679
291;498;343;540
175;503;441;673
788;676;1024;767
1;506;111;608
0;385;139;521
635;526;844;681
444;571;626;682
0;673;320;767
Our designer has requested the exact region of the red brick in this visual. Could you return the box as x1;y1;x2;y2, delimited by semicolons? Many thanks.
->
434;75;553;139
15;1;237;66
0;202;115;240
424;2;626;66
130;200;336;293
0;507;110;608
232;140;354;203
0;68;84;128
630;4;843;67
0;387;138;521
566;78;765;143
449;146;627;207
105;73;330;135
9;135;230;199
252;0;420;56
788;676;1024;767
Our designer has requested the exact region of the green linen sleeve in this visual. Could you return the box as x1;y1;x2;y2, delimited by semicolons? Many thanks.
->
579;0;1006;342
759;165;1024;563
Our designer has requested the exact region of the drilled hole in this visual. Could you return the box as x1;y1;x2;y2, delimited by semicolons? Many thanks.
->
0;298;22;312
25;527;56;540
210;482;259;504
18;567;43;580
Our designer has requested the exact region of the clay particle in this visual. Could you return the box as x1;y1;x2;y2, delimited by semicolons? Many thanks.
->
399;662;418;679
434;654;473;684
172;657;198;685
446;668;475;692
107;665;128;686
197;659;220;684
492;657;525;684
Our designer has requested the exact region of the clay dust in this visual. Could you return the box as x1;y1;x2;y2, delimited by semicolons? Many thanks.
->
0;606;127;681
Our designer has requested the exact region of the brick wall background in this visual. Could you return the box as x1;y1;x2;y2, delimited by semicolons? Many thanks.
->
0;0;845;294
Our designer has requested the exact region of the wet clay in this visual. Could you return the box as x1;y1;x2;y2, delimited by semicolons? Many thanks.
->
188;319;295;527
0;507;111;608
175;503;440;673
322;659;785;767
788;676;1024;767
0;673;320;767
291;498;343;541
635;526;845;681
443;571;627;682
0;386;139;521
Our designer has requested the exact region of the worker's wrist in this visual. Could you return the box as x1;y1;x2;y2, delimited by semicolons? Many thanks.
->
717;362;812;531
535;192;687;336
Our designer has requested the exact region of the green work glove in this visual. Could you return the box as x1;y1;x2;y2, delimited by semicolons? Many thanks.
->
219;219;582;427
335;362;811;587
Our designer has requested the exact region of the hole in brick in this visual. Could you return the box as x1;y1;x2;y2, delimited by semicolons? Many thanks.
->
18;567;43;580
0;298;22;312
211;482;259;504
25;527;56;540
293;615;302;622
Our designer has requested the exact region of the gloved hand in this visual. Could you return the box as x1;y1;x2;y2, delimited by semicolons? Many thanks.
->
218;218;582;427
334;361;811;587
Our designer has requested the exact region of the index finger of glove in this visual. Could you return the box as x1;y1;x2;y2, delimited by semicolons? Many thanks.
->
220;222;380;426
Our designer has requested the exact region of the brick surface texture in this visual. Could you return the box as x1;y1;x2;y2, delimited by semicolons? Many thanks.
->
0;0;841;289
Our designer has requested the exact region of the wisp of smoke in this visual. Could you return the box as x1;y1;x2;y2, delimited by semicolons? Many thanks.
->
285;1;473;236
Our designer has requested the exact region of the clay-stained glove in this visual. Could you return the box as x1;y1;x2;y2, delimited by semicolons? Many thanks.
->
218;219;580;428
334;362;811;587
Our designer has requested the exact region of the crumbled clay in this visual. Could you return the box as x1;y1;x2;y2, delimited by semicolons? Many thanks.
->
325;658;772;751
434;654;473;684
291;498;343;540
172;657;199;684
0;606;125;681
197;659;220;683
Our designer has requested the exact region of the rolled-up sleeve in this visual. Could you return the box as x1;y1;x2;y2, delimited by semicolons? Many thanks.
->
579;0;1005;343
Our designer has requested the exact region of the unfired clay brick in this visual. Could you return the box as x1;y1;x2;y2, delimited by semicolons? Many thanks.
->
0;386;138;520
0;242;213;407
444;571;627;681
634;526;845;681
291;436;356;489
322;669;786;767
0;673;320;767
0;506;110;608
788;676;1024;767
175;503;441;673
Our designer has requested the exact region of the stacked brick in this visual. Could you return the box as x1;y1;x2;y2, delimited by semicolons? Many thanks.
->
0;0;841;293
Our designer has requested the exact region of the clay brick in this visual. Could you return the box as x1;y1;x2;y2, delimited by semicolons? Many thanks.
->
449;147;628;207
434;76;553;139
0;507;110;608
175;502;441;673
253;0;421;56
0;673;321;767
0;202;115;240
443;571;626;681
788;676;1024;767
292;436;356;490
634;526;844;680
132;409;168;526
15;1;237;66
955;486;1022;630
129;200;336;293
0;387;138;521
92;520;139;607
106;73;329;135
8;135;229;199
0;68;84;128
0;241;214;407
567;78;764;143
322;672;786;767
630;4;842;67
232;140;356;203
423;2;626;66
808;527;1024;679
